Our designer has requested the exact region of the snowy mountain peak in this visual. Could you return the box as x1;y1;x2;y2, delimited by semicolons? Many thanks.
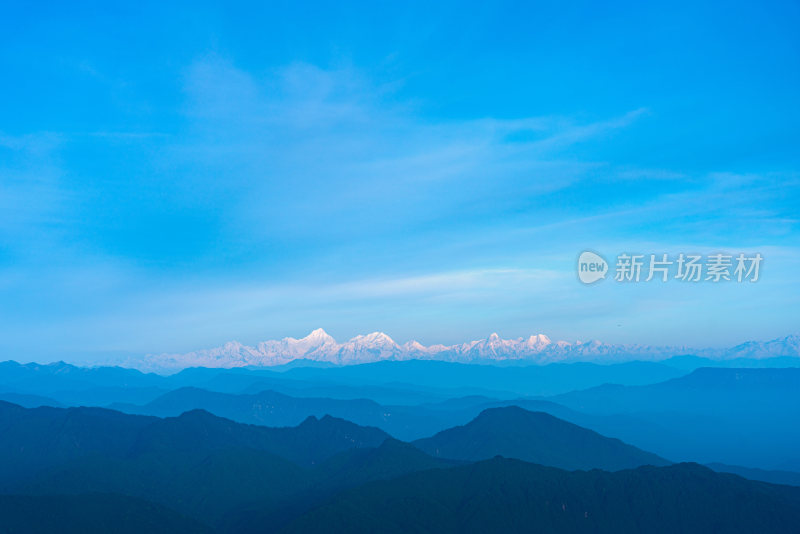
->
305;327;331;338
300;328;336;344
525;334;552;349
357;331;396;345
402;340;429;353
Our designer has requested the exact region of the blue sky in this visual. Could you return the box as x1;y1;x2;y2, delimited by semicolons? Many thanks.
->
1;1;799;361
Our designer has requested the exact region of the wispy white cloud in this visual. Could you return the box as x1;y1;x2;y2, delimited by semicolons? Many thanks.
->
166;55;650;245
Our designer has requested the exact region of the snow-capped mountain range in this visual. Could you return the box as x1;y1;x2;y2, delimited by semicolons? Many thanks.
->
129;329;800;372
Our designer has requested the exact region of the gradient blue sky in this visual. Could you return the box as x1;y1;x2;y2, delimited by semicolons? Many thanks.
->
1;0;799;361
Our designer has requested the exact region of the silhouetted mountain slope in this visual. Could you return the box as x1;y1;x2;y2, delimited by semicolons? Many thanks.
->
707;463;800;487
663;355;800;370
12;413;450;529
54;386;169;407
6;398;796;533
0;493;211;534
283;359;686;396
117;386;455;441
0;360;164;392
0;401;157;485
548;367;800;469
130;408;389;466
0;401;389;489
5;358;800;411
0;358;690;407
238;380;449;405
1;403;391;527
22;446;312;526
128;386;387;425
284;459;800;534
313;438;458;490
118;386;686;446
553;367;800;414
413;406;668;470
0;391;62;408
0;361;173;407
225;439;458;534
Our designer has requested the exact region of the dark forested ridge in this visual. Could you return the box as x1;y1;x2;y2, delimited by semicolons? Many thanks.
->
0;493;211;534
283;459;800;534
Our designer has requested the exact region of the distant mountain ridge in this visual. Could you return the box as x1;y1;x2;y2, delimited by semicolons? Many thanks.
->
121;329;800;371
0;357;690;411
